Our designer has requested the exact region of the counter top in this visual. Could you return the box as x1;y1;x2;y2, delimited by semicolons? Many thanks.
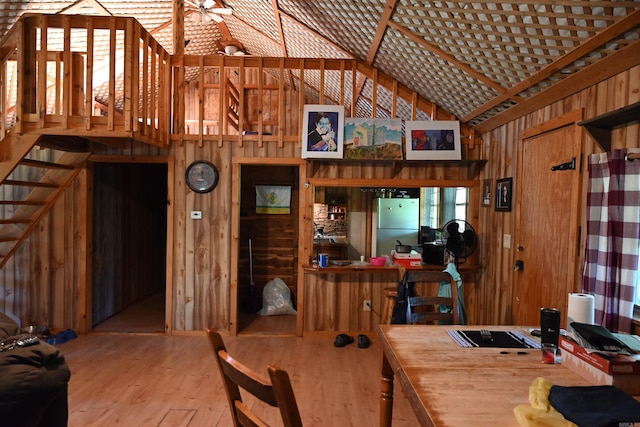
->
302;263;479;273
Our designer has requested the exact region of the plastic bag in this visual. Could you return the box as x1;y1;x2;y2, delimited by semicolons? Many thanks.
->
258;278;297;316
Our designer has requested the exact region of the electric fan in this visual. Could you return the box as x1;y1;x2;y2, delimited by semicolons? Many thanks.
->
441;219;477;264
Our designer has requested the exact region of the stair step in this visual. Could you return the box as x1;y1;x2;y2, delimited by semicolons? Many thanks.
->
0;200;46;205
19;158;75;170
0;218;31;224
3;179;60;188
0;236;20;243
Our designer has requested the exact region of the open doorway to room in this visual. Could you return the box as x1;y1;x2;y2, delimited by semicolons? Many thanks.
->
91;161;168;333
236;163;300;336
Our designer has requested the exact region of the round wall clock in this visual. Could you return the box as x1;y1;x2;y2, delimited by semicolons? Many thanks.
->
185;160;219;193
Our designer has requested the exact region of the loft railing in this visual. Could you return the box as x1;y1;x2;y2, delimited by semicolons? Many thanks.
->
0;14;481;150
0;14;171;148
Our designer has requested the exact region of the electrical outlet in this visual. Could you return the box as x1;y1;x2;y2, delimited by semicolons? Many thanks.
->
363;300;371;311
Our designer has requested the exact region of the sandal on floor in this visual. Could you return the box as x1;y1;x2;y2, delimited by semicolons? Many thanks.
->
333;334;354;347
357;334;370;348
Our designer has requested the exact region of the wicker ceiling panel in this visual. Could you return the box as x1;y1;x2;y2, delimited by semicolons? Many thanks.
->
280;14;352;59
392;0;638;88
374;26;498;120
223;15;284;57
279;0;384;61
223;0;280;43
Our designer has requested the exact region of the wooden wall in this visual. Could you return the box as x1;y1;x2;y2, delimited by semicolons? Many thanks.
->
0;64;638;333
476;64;640;325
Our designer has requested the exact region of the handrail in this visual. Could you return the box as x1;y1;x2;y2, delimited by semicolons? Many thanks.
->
0;14;171;148
0;13;483;150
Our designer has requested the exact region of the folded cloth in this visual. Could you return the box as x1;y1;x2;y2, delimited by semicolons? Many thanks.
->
514;377;576;427
549;385;640;427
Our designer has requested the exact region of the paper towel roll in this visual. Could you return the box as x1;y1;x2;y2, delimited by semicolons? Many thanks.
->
566;293;594;329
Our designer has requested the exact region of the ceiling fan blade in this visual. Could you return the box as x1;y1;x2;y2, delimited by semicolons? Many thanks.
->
203;0;216;9
184;0;200;8
208;12;224;23
210;8;233;15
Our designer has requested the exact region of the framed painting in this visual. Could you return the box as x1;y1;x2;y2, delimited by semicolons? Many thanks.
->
405;120;461;161
301;105;345;159
344;118;403;160
482;178;492;207
495;177;513;212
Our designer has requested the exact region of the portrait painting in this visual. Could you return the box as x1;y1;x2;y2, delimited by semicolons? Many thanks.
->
301;104;345;159
496;177;513;212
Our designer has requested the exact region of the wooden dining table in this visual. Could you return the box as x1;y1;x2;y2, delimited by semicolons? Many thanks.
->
376;324;595;427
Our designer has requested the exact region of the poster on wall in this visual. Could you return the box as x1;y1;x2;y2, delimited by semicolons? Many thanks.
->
256;185;292;214
301;104;344;159
343;118;403;160
405;120;462;160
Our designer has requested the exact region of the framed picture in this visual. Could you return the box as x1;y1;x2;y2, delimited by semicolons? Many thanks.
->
482;179;492;207
344;118;403;160
301;105;344;159
495;177;513;212
405;120;461;160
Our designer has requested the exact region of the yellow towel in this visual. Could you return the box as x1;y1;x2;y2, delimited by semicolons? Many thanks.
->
513;377;577;427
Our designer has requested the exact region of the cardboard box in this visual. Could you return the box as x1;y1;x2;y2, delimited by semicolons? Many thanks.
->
561;350;640;395
392;251;422;267
559;335;640;375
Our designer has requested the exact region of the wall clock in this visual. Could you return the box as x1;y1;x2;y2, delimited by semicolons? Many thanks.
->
185;160;219;193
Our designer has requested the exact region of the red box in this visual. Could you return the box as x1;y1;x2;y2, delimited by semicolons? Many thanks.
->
559;335;640;375
561;350;640;395
392;251;422;268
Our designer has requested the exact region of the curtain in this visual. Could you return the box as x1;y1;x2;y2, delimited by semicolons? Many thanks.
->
582;149;640;333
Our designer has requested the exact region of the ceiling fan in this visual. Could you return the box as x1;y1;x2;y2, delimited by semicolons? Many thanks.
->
185;0;233;24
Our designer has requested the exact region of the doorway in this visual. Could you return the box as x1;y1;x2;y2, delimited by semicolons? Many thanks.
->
512;110;584;326
235;163;301;336
91;162;168;333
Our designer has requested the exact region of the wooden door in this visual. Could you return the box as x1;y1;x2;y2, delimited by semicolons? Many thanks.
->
512;111;584;326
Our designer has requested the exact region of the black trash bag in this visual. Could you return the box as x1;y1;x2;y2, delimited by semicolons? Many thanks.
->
390;280;415;324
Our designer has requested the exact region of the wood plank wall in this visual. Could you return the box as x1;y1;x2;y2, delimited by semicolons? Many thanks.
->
476;64;640;325
0;64;637;333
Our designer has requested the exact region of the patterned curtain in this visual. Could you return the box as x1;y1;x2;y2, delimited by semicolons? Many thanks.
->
582;149;640;333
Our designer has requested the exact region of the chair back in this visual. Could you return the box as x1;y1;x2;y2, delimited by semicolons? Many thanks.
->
406;271;459;325
207;329;303;427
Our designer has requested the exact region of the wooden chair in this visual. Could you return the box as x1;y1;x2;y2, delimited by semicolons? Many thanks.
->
406;270;459;325
206;329;303;427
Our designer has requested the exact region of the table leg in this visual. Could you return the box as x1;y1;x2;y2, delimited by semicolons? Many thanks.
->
380;350;394;427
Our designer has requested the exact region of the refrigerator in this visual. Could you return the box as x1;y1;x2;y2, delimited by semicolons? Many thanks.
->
373;198;420;257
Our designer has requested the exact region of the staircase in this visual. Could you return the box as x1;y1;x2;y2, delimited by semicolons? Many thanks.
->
0;131;91;269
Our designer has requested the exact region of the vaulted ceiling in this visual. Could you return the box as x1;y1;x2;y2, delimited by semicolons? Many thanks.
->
1;0;638;133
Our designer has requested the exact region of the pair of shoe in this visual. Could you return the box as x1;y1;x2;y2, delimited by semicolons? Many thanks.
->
333;333;370;348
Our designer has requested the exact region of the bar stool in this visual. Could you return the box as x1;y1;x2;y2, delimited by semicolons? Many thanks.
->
382;287;398;324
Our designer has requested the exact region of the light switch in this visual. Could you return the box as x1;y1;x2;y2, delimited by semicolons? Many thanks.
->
191;211;202;220
503;234;511;249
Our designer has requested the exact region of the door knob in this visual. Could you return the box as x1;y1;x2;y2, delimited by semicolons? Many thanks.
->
514;260;524;271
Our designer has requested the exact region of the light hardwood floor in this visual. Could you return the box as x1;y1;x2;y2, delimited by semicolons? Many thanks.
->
60;331;420;426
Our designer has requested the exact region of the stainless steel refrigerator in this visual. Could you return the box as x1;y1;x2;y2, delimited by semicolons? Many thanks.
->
373;198;420;256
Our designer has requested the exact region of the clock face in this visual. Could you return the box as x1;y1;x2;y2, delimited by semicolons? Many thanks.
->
186;161;219;193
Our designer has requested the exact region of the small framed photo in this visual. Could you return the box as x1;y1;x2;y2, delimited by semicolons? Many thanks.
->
495;177;513;212
482;179;492;207
405;120;461;160
301;105;345;159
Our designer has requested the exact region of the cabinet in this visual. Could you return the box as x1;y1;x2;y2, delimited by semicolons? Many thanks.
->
579;101;640;151
326;195;346;220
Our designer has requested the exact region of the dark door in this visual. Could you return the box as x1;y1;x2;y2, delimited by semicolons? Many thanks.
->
92;162;167;330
